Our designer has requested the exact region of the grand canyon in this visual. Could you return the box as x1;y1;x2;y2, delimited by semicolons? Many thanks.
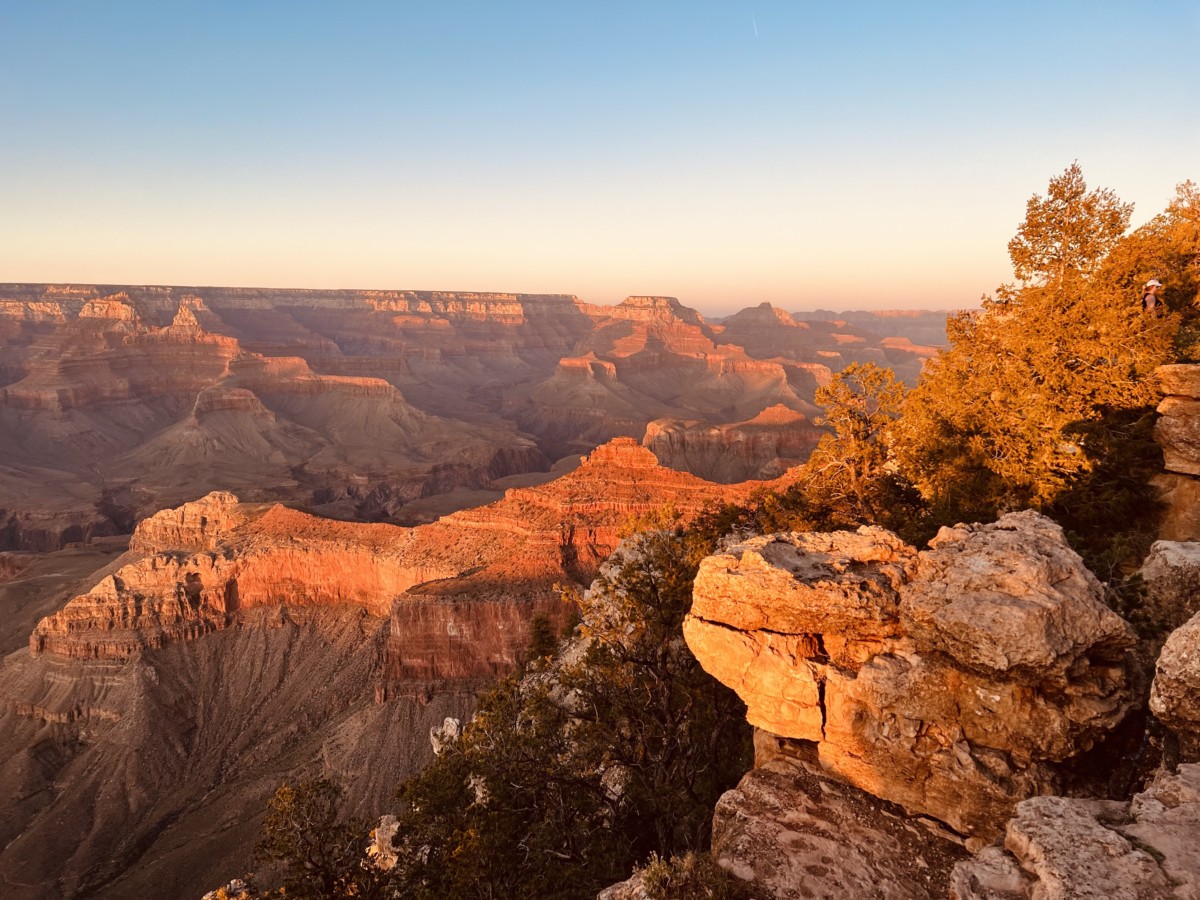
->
0;285;951;895
2;282;1198;899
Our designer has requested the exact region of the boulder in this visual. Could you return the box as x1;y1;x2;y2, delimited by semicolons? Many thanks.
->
1150;611;1200;760
1137;541;1200;638
685;511;1137;838
950;764;1200;900
709;754;968;899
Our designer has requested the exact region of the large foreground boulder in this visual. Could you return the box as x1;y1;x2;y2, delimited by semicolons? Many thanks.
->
684;511;1137;838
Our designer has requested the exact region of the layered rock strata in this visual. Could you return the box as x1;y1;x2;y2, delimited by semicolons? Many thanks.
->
0;284;948;549
684;511;1137;837
32;439;748;667
642;404;824;482
1154;364;1200;541
950;764;1200;900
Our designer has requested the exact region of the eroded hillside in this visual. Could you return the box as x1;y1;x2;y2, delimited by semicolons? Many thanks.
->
0;284;946;550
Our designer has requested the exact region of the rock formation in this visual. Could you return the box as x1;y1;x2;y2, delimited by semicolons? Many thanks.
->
642;404;825;482
1154;364;1200;541
710;752;969;899
950;764;1200;899
1;440;754;896
684;511;1137;838
1150;611;1200;761
1134;540;1200;644
0;283;948;550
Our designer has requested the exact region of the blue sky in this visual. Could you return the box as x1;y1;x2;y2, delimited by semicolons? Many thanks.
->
2;1;1196;314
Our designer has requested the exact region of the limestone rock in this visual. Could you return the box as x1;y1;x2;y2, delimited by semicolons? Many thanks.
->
902;510;1133;680
710;755;968;899
1150;612;1200;760
685;511;1137;837
950;764;1200;899
1157;365;1200;477
1137;541;1200;637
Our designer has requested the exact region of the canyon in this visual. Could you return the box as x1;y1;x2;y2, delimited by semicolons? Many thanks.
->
0;438;765;897
0;284;946;551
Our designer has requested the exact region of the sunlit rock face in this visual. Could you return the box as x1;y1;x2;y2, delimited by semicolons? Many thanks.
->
31;438;745;665
685;510;1137;838
1154;364;1200;541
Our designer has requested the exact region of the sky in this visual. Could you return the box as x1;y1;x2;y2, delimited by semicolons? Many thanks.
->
2;1;1197;316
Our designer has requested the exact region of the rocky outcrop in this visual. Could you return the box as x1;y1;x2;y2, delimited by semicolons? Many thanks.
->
950;763;1200;900
1150;611;1200;760
710;753;969;899
32;440;751;664
685;511;1137;838
30;497;454;660
1154;364;1200;541
1136;541;1200;642
1156;365;1200;476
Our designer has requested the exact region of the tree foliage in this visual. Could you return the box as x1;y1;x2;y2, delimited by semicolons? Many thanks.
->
254;779;384;899
1007;161;1133;284
893;164;1179;567
388;528;752;899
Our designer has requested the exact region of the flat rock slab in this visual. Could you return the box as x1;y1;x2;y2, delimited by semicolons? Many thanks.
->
712;755;969;899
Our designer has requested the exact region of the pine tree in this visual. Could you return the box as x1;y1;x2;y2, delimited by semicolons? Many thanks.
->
893;164;1177;563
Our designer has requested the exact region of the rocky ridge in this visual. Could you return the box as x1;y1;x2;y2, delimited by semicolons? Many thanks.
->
3;439;754;897
0;283;946;550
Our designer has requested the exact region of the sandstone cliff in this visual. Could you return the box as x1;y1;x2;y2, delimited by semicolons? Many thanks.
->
1154;364;1200;541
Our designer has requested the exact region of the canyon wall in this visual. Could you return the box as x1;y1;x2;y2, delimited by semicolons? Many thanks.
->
1;440;754;896
0;283;945;550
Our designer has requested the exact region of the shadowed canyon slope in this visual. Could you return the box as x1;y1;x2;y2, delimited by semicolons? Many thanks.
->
0;440;763;898
0;284;946;549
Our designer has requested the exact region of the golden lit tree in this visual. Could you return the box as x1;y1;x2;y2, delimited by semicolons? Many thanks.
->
894;164;1177;560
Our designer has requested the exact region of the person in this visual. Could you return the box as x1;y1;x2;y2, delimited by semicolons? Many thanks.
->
1141;279;1165;316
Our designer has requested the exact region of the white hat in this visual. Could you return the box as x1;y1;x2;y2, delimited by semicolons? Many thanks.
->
1146;279;1163;287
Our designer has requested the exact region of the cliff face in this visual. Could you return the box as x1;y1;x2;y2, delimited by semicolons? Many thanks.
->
5;438;752;896
1155;364;1200;541
0;284;947;549
685;511;1137;839
642;404;825;482
0;289;551;549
